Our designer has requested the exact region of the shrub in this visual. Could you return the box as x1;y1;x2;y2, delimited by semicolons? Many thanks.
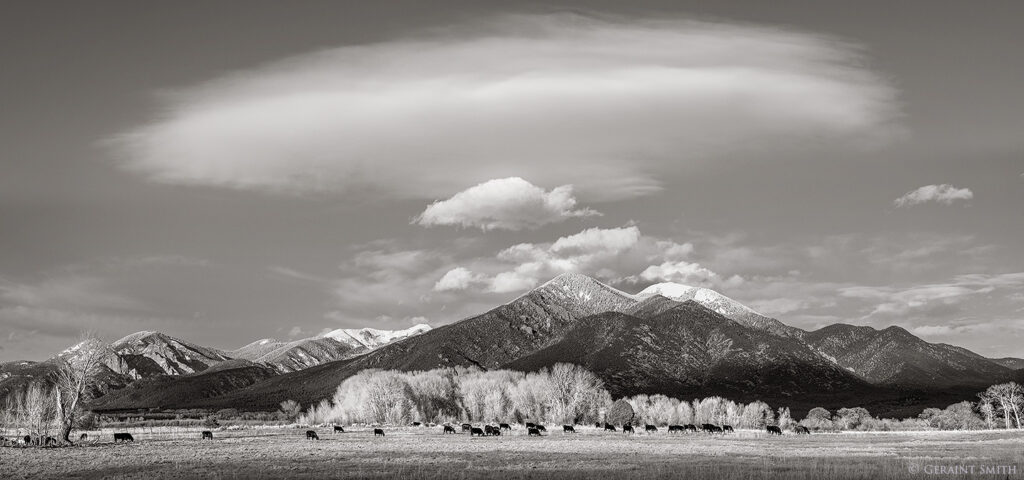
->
607;399;635;426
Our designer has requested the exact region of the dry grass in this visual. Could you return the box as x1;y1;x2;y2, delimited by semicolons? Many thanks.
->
3;427;1022;479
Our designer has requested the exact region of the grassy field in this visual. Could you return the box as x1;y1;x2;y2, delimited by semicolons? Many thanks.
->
2;427;1022;479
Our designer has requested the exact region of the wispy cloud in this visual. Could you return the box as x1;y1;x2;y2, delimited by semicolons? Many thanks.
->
110;13;898;201
894;184;973;207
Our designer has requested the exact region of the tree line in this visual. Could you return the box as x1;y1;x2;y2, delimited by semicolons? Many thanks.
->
300;364;1024;431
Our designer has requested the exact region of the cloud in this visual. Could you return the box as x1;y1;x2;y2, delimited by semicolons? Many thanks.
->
415;177;599;231
434;267;485;291
632;260;743;287
110;14;898;201
437;226;726;293
894;184;973;207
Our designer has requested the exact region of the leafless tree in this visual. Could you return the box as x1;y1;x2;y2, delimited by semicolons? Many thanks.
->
979;382;1023;429
51;332;112;443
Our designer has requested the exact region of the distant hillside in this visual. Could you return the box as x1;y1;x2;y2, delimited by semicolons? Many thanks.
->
804;324;1012;387
90;360;278;411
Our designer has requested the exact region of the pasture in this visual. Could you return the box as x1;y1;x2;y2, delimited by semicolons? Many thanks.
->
2;427;1022;479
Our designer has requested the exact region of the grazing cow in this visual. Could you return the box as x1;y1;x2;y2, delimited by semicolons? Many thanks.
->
528;428;541;437
684;424;697;433
794;425;811;435
595;422;603;428
766;426;782;435
622;424;634;434
563;425;575;433
461;423;472;433
536;425;547;432
499;423;511;431
334;425;345;433
443;425;456;434
470;427;484;437
44;436;57;446
701;423;718;433
114;433;134;443
525;422;536;429
79;433;88;441
23;435;31;444
374;428;385;437
411;422;421;427
306;430;319;440
645;424;658;433
201;431;214;440
668;425;683;433
722;425;735;433
491;428;501;436
604;423;616;432
484;425;496;436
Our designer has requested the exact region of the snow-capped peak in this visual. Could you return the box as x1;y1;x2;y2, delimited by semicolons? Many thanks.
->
637;282;763;318
320;323;432;349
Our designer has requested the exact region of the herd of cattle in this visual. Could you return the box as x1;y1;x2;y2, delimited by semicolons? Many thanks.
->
1;423;810;446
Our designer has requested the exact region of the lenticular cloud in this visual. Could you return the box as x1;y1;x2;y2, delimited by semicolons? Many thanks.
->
111;14;900;201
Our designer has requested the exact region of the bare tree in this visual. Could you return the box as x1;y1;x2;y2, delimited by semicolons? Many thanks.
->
979;382;1023;429
52;332;112;443
279;399;302;421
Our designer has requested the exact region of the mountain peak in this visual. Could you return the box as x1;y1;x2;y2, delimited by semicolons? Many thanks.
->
320;323;432;349
638;283;762;317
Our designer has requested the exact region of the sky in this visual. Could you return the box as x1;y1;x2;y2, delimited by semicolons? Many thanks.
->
1;0;1022;361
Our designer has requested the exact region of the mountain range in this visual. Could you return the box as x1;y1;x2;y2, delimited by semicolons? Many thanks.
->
2;273;1019;418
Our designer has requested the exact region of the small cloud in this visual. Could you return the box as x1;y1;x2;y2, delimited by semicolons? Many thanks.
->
893;184;973;207
434;267;485;291
287;326;305;338
415;177;599;231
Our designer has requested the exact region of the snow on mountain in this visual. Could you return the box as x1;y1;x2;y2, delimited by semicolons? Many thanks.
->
637;283;761;317
111;331;231;378
321;324;432;349
636;282;802;338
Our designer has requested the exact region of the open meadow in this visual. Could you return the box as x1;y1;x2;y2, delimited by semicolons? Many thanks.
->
2;427;1022;479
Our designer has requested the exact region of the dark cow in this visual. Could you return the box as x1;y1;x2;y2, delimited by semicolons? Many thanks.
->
334;425;345;433
499;423;512;431
470;427;485;437
462;423;472;433
23;435;31;444
684;424;697;432
595;422;603;428
443;425;457;434
604;423;616;432
525;422;536;429
668;424;683;433
79;433;88;441
306;430;319;440
794;425;811;435
623;424;634;434
722;425;735;433
645;424;658;433
766;426;782;435
411;422;422;427
374;428;385;437
44;436;57;446
201;431;214;440
563;425;575;433
701;423;719;433
491;428;501;436
114;433;134;443
536;425;547;432
527;428;541;436
484;425;496;436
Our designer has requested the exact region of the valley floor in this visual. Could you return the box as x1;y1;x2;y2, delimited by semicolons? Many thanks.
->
2;427;1022;479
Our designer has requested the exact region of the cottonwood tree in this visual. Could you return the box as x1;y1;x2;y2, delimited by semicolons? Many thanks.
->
51;333;112;443
979;382;1023;429
279;399;302;421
